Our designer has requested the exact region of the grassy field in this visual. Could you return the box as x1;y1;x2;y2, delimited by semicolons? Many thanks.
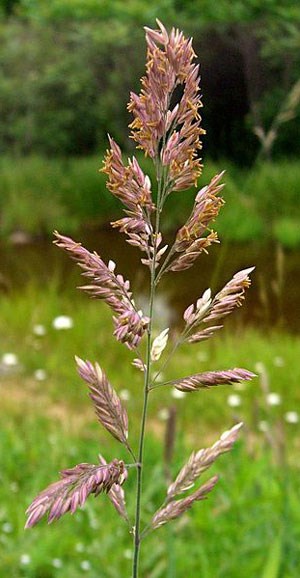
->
1;284;300;577
1;155;300;247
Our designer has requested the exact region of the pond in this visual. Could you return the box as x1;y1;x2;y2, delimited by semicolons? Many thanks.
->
1;229;299;333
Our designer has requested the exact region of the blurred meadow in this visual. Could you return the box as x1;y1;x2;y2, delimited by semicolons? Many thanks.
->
1;1;300;577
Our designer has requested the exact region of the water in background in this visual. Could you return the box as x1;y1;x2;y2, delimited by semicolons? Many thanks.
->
1;229;299;332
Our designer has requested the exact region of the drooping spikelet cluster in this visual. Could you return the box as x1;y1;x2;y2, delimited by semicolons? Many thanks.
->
54;232;149;349
25;459;127;528
151;423;242;529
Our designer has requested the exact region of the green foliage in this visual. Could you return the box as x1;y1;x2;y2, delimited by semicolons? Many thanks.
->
2;155;300;246
0;19;146;155
0;1;299;160
173;0;300;25
261;534;282;578
15;0;175;23
243;160;300;220
273;218;300;249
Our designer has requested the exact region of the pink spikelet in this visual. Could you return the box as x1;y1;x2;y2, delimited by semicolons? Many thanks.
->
165;172;225;272
183;268;255;343
151;475;218;530
54;232;149;349
101;136;154;253
102;136;153;212
172;368;255;392
98;454;129;523
25;459;127;528
76;357;129;445
128;19;205;192
167;423;243;501
203;267;255;323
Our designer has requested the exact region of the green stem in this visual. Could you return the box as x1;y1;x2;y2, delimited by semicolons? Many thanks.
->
132;156;165;578
151;334;185;387
167;522;176;578
132;299;153;577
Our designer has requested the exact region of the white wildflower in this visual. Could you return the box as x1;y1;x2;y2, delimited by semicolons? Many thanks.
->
284;411;299;424
1;353;19;366
171;388;186;400
123;549;133;560
20;554;31;566
33;324;46;336
75;543;85;553
34;369;47;381
80;560;91;571
119;389;131;401
52;315;74;330
227;394;241;408
266;392;281;406
258;420;269;432
157;408;169;421
2;522;13;533
151;328;169;361
273;356;285;367
52;558;63;568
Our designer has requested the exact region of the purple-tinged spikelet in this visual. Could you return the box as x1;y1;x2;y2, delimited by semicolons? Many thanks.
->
183;267;255;342
151;475;218;530
98;455;129;523
101;137;154;253
163;172;225;272
54;232;149;349
128;19;204;191
102;136;154;212
203;267;255;323
76;357;129;445
172;368;255;392
25;459;127;528
167;423;243;501
173;173;225;252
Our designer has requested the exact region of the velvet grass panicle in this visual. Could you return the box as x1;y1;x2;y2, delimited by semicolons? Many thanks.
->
25;20;255;578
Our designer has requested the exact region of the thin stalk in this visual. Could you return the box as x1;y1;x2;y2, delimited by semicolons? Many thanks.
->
132;274;155;577
149;304;213;390
132;153;165;578
125;443;138;464
166;523;177;578
150;334;185;388
155;244;176;284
